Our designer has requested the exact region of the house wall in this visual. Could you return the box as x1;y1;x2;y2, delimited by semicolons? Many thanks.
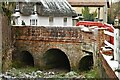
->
73;7;104;21
67;17;73;26
38;17;49;26
16;15;73;26
18;16;31;25
53;17;72;26
54;17;63;26
103;5;107;23
18;16;49;26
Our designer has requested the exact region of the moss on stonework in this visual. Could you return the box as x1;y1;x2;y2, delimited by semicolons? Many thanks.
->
80;67;100;78
12;60;24;68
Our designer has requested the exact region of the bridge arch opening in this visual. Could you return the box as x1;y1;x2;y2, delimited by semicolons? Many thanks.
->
12;51;34;68
79;54;93;71
43;48;70;71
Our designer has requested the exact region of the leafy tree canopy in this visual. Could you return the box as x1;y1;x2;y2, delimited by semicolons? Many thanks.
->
0;2;15;16
107;1;120;24
0;2;16;24
82;7;97;21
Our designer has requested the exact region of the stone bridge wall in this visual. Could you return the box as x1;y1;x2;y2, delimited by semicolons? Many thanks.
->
11;26;95;70
12;26;82;42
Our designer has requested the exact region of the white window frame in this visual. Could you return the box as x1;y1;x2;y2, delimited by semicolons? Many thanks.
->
64;17;67;26
49;16;54;25
30;19;37;25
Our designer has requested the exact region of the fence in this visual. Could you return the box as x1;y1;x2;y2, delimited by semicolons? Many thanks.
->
103;23;120;61
76;21;120;62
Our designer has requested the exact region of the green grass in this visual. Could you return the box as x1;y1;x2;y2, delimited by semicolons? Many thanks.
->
81;68;100;78
9;67;39;73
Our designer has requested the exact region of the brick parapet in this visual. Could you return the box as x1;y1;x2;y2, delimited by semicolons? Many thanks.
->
12;26;95;43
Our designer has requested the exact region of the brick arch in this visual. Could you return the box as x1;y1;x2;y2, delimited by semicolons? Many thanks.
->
13;41;86;71
29;42;84;71
78;53;93;71
12;50;34;68
42;48;71;71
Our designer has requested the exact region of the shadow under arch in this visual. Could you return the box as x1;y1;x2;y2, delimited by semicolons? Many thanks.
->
12;51;34;68
79;54;93;71
43;48;70;71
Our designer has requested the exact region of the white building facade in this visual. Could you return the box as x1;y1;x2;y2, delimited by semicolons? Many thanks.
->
12;0;76;26
16;15;73;26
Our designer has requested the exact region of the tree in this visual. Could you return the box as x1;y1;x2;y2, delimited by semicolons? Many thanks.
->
0;2;16;24
0;2;16;72
110;1;120;23
107;9;114;24
82;7;97;21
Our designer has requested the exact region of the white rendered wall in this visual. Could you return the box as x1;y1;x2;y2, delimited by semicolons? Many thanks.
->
18;16;49;26
38;17;49;26
54;17;63;26
18;16;31;25
53;17;73;26
17;15;73;26
67;17;72;26
103;4;107;23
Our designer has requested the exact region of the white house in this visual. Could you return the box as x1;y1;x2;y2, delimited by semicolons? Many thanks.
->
12;0;76;26
67;0;110;23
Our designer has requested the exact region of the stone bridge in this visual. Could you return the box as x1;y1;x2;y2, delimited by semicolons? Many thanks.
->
11;26;96;71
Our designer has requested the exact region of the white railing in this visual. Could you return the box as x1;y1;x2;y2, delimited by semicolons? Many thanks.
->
104;30;114;37
103;23;120;61
103;24;114;49
104;40;114;49
114;29;119;61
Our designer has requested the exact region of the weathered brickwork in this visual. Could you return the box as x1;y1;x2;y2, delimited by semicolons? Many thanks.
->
12;26;82;42
96;29;107;50
15;40;83;70
12;26;95;70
